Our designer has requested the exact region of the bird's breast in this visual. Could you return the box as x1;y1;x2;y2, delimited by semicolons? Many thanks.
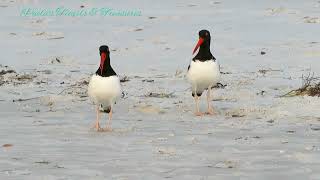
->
88;75;121;104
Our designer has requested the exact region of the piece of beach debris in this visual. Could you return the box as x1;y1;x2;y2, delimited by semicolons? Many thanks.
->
212;83;227;89
71;79;89;86
6;74;36;86
80;5;85;8
214;161;236;169
157;147;176;155
37;69;52;74
35;80;47;85
2;144;13;148
33;31;65;40
252;136;261;139
145;92;175;98
33;32;45;36
32;31;64;40
34;160;50;165
220;71;231;74
173;101;183;104
267;119;274;123
267;7;286;15
258;69;269;74
121;91;127;98
148;16;157;19
286;130;295;133
261;51;266;55
231;114;245;118
0;69;16;75
54;165;65;169
142;79;154;82
257;90;266;96
80;80;89;85
47;36;64;40
120;76;130;82
12;97;40;102
209;1;222;5
305;146;315;151
310;125;320;131
15;74;36;81
303;16;320;24
70;70;80;72
281;72;320;97
134;28;143;32
235;137;247;140
258;68;282;75
49;57;61;64
234;136;261;141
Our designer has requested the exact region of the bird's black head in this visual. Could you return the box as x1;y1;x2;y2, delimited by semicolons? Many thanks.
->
99;45;110;55
96;45;116;77
193;29;211;55
192;29;214;61
199;29;211;43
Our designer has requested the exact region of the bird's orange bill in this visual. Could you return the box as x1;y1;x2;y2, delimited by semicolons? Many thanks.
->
100;52;107;74
193;37;204;55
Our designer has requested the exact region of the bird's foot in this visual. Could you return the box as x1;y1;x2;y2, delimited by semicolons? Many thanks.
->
92;123;103;132
206;107;215;115
194;111;204;116
102;126;112;132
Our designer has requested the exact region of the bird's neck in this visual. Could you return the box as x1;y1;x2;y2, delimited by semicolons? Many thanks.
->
193;44;213;61
96;57;117;77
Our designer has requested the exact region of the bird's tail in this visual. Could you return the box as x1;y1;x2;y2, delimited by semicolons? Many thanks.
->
99;105;111;113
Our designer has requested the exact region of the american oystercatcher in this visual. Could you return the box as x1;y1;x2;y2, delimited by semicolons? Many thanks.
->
187;30;221;116
88;45;121;131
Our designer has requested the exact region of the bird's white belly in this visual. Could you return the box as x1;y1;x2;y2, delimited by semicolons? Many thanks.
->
187;60;220;94
88;75;121;108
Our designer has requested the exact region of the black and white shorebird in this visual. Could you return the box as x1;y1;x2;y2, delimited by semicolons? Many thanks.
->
88;45;121;131
187;30;221;116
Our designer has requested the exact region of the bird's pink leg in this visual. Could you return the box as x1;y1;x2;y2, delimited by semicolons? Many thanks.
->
206;87;215;115
93;106;102;131
194;94;203;116
103;107;113;132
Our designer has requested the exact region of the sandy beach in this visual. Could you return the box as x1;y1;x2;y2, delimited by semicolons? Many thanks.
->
1;0;320;179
